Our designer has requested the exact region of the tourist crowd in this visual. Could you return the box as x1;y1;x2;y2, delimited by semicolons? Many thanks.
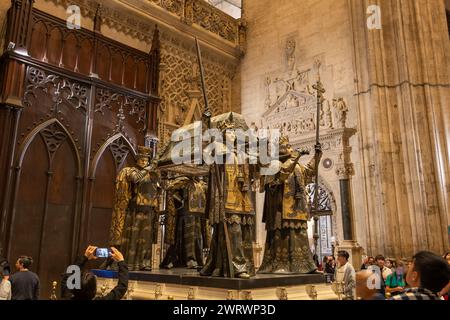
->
0;248;449;300
319;250;450;300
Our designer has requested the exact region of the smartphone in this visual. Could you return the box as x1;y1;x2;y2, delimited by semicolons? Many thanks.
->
95;248;111;258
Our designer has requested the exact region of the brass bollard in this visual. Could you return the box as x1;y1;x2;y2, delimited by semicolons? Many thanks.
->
50;281;58;300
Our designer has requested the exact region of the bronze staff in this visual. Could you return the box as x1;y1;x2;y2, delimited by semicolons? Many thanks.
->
311;69;325;258
195;38;234;278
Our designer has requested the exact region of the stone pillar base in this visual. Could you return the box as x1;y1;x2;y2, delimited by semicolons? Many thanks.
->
337;240;363;270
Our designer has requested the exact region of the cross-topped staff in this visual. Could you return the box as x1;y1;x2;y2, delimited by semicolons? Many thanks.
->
195;38;234;278
311;61;325;260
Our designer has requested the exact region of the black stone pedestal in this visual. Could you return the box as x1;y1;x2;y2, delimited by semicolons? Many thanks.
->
93;268;325;290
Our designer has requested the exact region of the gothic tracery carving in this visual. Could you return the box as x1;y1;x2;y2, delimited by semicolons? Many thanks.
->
157;40;232;144
24;67;89;113
109;136;131;170
306;183;333;213
94;88;146;132
40;122;68;159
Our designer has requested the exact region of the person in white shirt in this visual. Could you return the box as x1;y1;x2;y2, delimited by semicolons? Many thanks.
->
375;255;393;280
334;250;356;300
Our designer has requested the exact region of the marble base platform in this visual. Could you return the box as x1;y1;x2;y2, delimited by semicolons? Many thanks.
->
93;268;338;300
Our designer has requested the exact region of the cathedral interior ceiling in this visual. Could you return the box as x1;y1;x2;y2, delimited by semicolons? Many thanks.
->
42;0;244;145
45;0;243;63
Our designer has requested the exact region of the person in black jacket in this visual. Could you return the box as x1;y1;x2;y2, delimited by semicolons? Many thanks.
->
61;246;128;300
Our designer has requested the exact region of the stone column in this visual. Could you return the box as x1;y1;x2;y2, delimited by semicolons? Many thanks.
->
339;178;353;241
348;0;450;257
336;163;362;269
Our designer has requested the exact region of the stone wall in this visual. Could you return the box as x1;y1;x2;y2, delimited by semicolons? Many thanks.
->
240;0;364;257
240;0;450;259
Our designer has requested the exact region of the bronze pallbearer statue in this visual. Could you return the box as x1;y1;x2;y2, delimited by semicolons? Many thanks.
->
160;176;209;269
258;136;321;274
108;146;160;271
200;117;256;279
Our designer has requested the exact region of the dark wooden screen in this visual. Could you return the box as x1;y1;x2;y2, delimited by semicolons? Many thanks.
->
0;0;160;298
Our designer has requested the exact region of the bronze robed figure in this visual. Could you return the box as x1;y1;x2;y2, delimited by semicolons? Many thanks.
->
160;175;210;269
200;118;256;279
109;146;160;271
258;136;322;274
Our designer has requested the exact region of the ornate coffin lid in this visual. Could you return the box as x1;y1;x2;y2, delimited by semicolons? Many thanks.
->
157;112;250;175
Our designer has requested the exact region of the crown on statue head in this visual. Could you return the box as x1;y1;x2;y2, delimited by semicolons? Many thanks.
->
217;119;234;132
279;135;290;146
137;145;152;159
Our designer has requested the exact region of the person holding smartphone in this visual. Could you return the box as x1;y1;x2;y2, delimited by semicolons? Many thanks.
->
61;246;128;300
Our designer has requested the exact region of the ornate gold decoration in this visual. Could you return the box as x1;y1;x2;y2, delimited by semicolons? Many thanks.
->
331;281;345;300
242;290;253;300
305;284;318;300
277;287;288;300
187;287;195;300
154;284;163;300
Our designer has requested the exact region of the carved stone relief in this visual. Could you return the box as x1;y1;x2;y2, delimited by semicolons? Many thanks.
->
261;40;357;185
262;69;351;146
285;39;296;72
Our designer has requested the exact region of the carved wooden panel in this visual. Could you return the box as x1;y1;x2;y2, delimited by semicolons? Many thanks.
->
11;123;79;299
28;9;153;92
1;61;157;297
0;1;157;299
